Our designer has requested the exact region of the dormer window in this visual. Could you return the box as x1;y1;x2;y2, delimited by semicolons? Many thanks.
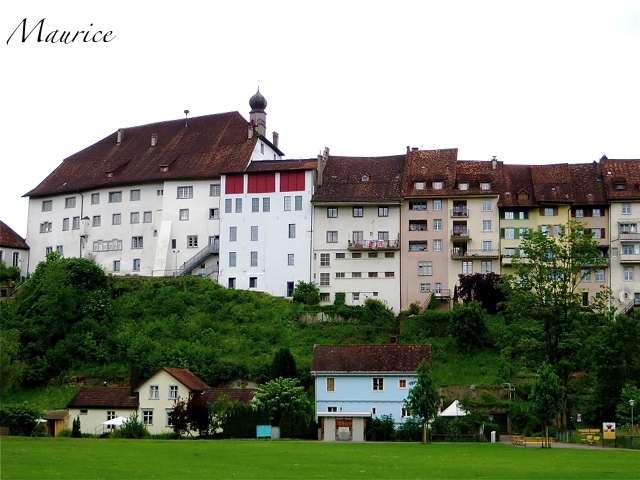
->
415;182;425;190
362;174;370;182
458;183;469;191
480;183;491;190
432;181;443;190
160;165;169;172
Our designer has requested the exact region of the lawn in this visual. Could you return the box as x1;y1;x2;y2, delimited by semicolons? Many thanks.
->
1;438;639;479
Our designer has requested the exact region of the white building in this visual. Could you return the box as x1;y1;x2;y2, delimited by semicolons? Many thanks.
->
0;220;29;281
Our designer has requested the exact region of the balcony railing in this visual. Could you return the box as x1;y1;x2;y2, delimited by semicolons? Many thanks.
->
348;239;400;251
620;254;640;263
619;232;640;241
434;289;451;299
451;208;469;218
451;248;500;259
450;229;470;239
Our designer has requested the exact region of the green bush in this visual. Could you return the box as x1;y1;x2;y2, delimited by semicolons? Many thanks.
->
72;416;81;438
218;403;270;439
57;428;72;437
366;415;395;441
401;310;452;340
0;403;42;436
483;422;500;441
110;414;149;439
333;292;345;306
395;418;422;442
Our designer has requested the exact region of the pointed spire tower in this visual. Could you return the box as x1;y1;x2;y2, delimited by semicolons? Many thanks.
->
249;88;267;138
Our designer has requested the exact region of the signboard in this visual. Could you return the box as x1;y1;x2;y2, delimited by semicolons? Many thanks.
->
602;422;616;440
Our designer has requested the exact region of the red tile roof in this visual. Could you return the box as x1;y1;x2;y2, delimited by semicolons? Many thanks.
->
600;158;640;201
0;221;29;250
568;163;608;206
24;112;257;198
403;149;458;197
203;388;255;404
531;164;573;204
311;344;431;373
67;387;139;408
161;367;211;391
313;155;406;203
243;159;318;173
499;164;535;207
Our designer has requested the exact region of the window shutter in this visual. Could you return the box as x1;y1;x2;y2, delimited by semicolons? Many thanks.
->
514;228;520;239
500;228;505;238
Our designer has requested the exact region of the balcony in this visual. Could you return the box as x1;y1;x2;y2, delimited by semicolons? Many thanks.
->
451;208;468;218
451;248;500;259
348;239;400;251
450;229;471;240
620;254;640;263
434;289;451;299
620;232;640;241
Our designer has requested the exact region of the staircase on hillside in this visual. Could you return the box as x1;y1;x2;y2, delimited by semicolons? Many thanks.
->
178;243;219;277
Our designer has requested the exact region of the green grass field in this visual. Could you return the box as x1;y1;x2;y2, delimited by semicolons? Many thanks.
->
1;437;638;479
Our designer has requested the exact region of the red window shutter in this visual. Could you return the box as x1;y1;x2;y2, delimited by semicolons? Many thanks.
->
225;174;244;194
248;173;275;193
281;171;305;192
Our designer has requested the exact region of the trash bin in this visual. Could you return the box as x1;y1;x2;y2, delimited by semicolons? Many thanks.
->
491;431;496;443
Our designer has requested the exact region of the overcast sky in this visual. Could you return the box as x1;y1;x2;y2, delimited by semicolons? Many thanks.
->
2;1;639;238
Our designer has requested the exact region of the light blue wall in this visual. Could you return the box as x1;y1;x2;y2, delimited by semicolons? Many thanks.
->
315;373;416;424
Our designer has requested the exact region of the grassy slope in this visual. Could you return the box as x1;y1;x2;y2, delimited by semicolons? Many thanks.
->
2;437;638;480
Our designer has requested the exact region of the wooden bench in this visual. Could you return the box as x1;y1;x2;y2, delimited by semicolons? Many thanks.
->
511;435;524;445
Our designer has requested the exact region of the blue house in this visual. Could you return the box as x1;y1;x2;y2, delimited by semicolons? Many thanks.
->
311;344;432;440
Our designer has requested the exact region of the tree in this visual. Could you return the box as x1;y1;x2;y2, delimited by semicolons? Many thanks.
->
456;272;505;314
292;281;319;305
0;329;24;395
169;393;211;437
450;302;488;352
615;383;640;427
0;403;42;436
529;362;564;447
269;347;297;380
504;221;606;414
404;359;440;443
252;377;310;426
72;416;82;438
0;260;20;285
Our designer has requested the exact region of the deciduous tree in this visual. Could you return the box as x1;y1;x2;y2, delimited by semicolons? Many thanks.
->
404;359;440;443
529;362;564;447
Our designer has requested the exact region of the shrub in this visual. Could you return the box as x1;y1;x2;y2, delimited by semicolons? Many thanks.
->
57;428;72;437
483;422;500;442
334;292;345;306
367;415;395;441
395;418;422;442
110;414;149;439
0;403;42;436
72;416;81;438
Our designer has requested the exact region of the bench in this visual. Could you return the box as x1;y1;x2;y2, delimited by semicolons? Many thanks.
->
511;435;553;447
578;429;600;445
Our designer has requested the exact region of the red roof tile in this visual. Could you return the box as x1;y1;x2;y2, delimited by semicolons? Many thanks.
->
403;149;458;197
67;387;139;408
203;388;255;404
499;164;535;207
311;344;431;373
25;112;256;198
0;221;29;250
568;163;608;205
161;367;211;391
600;158;640;201
531;164;573;204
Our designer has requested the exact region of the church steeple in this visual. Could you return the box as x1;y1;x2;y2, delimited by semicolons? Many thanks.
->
249;88;267;138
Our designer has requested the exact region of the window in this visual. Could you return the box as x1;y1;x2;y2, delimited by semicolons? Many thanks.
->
368;272;378;278
252;198;260;212
352;253;362;259
352;272;362;278
327;231;338;243
288;224;296;239
62;218;69;231
46;246;53;254
263;198;270;212
336;253;346;259
352;292;360;301
42;200;52;211
56;245;63;256
320;253;331;267
420;283;431;292
409;220;427;231
433;199;442;210
504;211;514;220
229;252;237;267
142;409;153;426
592;208;601;217
378;231;389;241
544;207;555;216
228;278;236;288
409;201;427;211
210;184;220;196
235;198;242;213
368;252;378;258
458;183;469;190
320;293;330;302
418;261;433;276
432;181;443;190
504;228;515;239
378;206;389;217
462;261;473;274
65;197;76;208
373;378;384;391
187;235;198;248
582;292;589;307
320;273;330;286
109;191;122;203
385;252;395;258
353;207;363;217
72;217;80;229
93;239;123;252
336;272;346;278
39;221;52;233
288;254;294;266
295;196;303;211
157;189;164;196
353;231;364;243
402;407;411;418
433;219;442;231
327;378;335;392
130;189;141;201
435;283;442;293
133;259;140;271
433;239;442;252
229;226;237;241
385;272;394;278
169;385;178;400
91;193;99;204
284;196;291;211
327;207;338;218
399;379;407;389
92;215;101;227
414;182;425;190
131;212;140;223
622;203;631;214
482;220;492;232
143;211;152;223
482;199;492;212
581;269;591;282
553;225;563;237
177;186;193;199
286;281;295;297
624;267;634;281
622;245;634;255
480;182;491;190
132;236;143;249
575;209;584;218
249;277;257;288
409;241;427;251
224;198;232;213
595;269;605;282
250;251;258;267
481;261;492;273
251;226;258;241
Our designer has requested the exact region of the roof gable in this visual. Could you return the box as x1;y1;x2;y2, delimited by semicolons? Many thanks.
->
311;344;431;373
403;149;458;197
152;367;212;391
0;221;29;250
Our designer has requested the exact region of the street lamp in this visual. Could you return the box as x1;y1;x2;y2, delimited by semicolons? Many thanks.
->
630;399;635;448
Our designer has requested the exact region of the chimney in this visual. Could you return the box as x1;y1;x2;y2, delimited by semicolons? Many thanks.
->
151;133;158;147
406;146;410;154
116;129;124;144
316;146;330;187
130;365;140;396
272;131;279;150
412;147;419;151
491;156;497;170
